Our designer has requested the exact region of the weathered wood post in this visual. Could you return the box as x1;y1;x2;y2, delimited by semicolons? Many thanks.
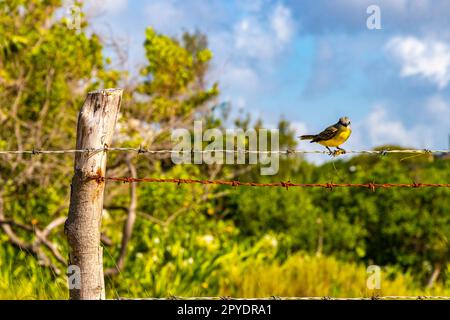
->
65;88;123;300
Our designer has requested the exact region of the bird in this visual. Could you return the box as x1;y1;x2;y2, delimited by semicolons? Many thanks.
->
299;117;351;155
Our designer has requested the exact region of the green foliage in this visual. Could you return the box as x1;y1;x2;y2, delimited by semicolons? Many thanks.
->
0;1;118;281
0;242;67;299
0;0;118;193
227;151;450;284
137;27;219;122
2;240;449;299
219;252;450;298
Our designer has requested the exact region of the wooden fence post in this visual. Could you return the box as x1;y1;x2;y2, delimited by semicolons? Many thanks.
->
65;88;123;300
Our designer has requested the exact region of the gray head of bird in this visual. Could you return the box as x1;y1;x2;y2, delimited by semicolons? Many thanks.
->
338;117;351;127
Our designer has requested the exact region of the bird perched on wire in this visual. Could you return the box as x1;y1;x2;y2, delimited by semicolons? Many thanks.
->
299;117;351;155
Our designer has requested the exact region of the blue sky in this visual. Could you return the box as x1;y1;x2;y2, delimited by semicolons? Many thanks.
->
78;0;450;159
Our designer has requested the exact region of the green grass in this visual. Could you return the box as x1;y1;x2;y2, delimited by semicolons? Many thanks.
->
2;248;447;299
217;253;450;298
0;247;67;299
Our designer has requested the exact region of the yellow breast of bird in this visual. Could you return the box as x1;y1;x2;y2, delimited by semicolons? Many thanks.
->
318;126;351;147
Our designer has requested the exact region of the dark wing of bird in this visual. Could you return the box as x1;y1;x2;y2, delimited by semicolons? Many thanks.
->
311;125;338;142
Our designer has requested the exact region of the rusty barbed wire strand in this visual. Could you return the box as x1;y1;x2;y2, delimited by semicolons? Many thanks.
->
118;295;450;300
90;176;450;189
0;147;448;156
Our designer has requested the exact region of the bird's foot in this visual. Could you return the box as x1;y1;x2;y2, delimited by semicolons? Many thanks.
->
286;147;296;155
327;148;346;157
335;148;346;155
326;147;334;156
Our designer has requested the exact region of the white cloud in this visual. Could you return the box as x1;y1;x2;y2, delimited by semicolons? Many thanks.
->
144;0;229;36
233;3;296;61
290;121;308;135
142;0;297;100
138;0;299;129
237;0;268;12
365;106;410;145
234;17;276;60
144;1;185;34
83;0;128;15
385;36;450;89
362;105;433;148
426;95;450;125
235;96;247;109
220;65;260;92
270;3;295;43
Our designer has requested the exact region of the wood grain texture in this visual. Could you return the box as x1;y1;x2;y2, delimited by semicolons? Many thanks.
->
65;88;122;300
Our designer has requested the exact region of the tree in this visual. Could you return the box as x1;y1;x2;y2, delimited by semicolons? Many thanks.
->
0;0;117;274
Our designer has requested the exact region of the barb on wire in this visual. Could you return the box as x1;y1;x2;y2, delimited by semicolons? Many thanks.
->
0;147;448;156
90;176;450;189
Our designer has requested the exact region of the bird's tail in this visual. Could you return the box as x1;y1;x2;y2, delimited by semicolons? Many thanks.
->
299;135;316;140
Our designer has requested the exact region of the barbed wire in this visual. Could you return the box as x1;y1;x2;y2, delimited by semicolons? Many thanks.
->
91;176;450;190
118;295;450;300
0;147;448;156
